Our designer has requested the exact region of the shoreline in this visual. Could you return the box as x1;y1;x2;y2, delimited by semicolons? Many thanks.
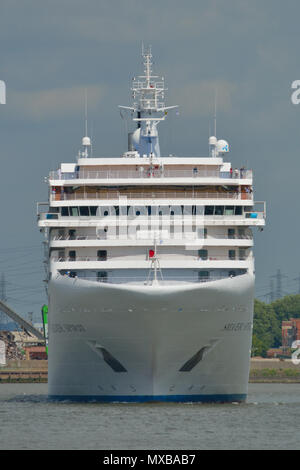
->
0;374;300;385
0;359;300;384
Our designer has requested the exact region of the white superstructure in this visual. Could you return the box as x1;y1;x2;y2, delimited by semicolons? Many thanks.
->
37;48;265;402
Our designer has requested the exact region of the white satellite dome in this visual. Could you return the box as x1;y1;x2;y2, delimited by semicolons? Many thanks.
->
82;136;91;146
217;139;229;154
209;136;217;146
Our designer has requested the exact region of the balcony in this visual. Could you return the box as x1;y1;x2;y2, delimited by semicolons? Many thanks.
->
50;253;251;271
51;233;253;242
50;190;252;202
55;271;247;285
49;168;252;181
52;253;249;262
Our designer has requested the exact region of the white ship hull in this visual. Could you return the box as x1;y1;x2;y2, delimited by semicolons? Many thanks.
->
48;273;254;402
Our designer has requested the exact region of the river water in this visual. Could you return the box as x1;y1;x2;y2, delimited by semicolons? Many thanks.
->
0;383;299;450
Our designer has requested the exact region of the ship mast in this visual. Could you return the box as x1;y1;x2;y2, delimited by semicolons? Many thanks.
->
0;80;6;104
119;47;178;158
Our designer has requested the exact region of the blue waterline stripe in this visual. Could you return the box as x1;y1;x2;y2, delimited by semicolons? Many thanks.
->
48;394;247;403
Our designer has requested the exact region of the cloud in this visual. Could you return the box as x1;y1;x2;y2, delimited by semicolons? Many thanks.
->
6;84;107;121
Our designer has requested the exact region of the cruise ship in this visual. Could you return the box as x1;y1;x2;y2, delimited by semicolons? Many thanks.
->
37;48;266;402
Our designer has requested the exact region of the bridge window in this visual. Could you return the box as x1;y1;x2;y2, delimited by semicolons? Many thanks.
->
215;206;224;215
70;207;79;217
90;206;97;216
205;206;214;215
79;206;89;216
225;206;234;215
61;207;69;216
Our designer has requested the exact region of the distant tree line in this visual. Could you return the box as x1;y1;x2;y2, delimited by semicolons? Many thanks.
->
252;294;300;357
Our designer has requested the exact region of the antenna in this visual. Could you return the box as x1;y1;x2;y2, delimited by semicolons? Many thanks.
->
214;87;217;137
0;80;6;104
119;47;178;158
84;88;88;137
90;120;94;157
81;88;91;158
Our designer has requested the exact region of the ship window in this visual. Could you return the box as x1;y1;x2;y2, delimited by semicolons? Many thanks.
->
70;207;79;216
97;271;108;282
228;270;236;277
239;249;246;260
61;207;69;216
235;206;242;215
229;250;236;260
183;206;192;215
97;250;107;261
205;206;214;215
195;206;204;215
114;206;120;216
104;210;109;216
238;228;246;238
90;206;97;216
198;271;210;281
80;206;89;216
225;206;234;215
68;230;76;240
136;210;141;216
198;249;208;260
215;206;224;215
69;250;76;261
69;271;77;278
228;229;235;239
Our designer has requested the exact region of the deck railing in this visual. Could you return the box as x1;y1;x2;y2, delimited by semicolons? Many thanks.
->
49;169;252;180
51;234;253;241
50;191;253;201
52;254;249;262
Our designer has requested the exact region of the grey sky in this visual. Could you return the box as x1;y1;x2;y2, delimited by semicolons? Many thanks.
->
0;0;299;320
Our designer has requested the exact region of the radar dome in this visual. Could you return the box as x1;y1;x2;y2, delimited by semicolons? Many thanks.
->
82;136;91;146
217;139;229;154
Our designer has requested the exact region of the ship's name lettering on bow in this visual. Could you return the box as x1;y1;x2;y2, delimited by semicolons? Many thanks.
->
52;324;86;333
223;322;252;331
